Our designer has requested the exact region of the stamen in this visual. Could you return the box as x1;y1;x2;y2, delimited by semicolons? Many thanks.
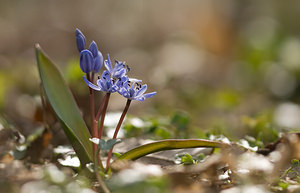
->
126;65;130;72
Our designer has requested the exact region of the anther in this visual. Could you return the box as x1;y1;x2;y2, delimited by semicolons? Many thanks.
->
126;65;130;71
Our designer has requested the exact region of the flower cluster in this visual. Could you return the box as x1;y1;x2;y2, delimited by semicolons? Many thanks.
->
76;29;156;101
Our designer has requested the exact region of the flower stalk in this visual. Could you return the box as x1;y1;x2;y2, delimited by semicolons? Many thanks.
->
98;93;111;139
87;74;98;153
94;148;110;193
105;99;132;172
95;93;108;121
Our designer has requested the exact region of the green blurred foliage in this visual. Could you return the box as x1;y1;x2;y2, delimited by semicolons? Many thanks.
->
242;113;279;144
64;58;87;94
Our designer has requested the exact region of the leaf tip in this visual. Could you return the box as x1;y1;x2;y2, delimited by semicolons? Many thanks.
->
35;43;41;50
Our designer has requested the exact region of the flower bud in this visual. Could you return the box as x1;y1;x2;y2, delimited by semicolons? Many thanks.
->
88;41;99;57
80;50;93;73
76;28;86;52
93;51;103;72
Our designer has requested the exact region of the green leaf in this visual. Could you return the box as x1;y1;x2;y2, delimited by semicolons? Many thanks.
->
113;152;122;158
278;181;289;190
115;139;229;161
35;44;93;165
181;153;195;165
99;139;121;150
292;159;300;167
89;138;121;151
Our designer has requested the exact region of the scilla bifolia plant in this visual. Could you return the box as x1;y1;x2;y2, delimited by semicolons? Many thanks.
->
35;28;229;192
76;28;156;171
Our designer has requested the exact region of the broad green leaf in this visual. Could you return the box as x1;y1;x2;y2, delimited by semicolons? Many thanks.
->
35;44;93;165
115;139;230;161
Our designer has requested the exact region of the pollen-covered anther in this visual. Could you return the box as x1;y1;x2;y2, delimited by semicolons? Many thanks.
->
112;78;117;84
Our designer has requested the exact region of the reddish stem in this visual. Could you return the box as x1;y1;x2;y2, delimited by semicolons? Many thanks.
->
105;99;131;172
98;93;111;139
87;74;98;153
95;94;107;121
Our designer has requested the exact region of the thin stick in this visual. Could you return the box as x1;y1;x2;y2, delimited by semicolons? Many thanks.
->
105;99;131;172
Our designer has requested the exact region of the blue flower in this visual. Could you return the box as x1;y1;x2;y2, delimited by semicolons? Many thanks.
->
104;54;129;79
118;79;156;101
88;41;103;72
76;28;86;52
76;29;103;73
83;70;122;93
80;50;94;73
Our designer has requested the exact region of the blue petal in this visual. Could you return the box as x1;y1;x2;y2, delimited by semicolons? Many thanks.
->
116;76;128;88
136;84;147;97
110;85;119;93
80;50;93;73
120;89;130;98
129;88;135;98
128;78;142;83
105;81;111;91
114;61;125;71
97;79;106;91
88;41;98;57
93;51;103;72
83;76;101;91
104;54;113;73
134;96;146;101
101;70;110;81
113;68;127;78
121;76;129;81
76;28;86;52
118;87;127;95
143;92;157;98
112;61;128;78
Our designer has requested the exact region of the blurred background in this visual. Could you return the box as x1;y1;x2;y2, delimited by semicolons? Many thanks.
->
1;0;300;143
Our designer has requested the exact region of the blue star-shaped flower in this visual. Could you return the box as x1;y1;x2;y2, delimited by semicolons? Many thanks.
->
104;54;129;79
83;70;122;93
118;79;156;101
